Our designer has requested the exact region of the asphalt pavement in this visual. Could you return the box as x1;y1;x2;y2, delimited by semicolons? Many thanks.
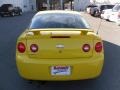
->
0;12;120;90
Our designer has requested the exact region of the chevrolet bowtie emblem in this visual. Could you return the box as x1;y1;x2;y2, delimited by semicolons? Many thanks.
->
56;44;64;48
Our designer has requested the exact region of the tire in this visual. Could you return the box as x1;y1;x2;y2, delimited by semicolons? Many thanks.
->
94;11;99;17
19;11;22;15
11;12;15;17
90;13;94;16
92;11;96;17
106;19;110;21
0;14;4;17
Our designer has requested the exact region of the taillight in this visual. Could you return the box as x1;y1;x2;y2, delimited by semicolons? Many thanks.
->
82;44;90;52
17;42;26;53
95;42;102;53
30;44;38;52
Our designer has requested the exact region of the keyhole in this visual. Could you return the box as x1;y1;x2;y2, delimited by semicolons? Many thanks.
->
59;50;62;53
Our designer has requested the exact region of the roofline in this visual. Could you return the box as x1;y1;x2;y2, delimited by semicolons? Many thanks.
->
35;10;81;16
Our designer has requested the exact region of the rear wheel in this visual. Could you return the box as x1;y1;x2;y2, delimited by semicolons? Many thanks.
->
0;14;4;17
91;11;96;17
11;12;15;17
19;11;22;15
94;11;99;17
106;19;110;21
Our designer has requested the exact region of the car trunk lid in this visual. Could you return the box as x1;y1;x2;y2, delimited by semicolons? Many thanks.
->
26;29;94;59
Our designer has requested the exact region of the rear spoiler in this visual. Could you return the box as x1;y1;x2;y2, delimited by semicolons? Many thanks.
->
26;29;93;36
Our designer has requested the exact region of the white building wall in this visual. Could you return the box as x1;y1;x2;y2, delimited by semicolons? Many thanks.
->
74;0;91;11
29;0;37;11
22;0;32;12
90;0;120;4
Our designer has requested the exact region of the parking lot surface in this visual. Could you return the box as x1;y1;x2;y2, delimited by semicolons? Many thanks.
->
0;12;120;90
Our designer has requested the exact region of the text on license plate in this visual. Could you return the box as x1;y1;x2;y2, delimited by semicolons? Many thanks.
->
51;66;71;76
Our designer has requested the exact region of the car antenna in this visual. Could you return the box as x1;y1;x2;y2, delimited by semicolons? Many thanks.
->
96;18;102;35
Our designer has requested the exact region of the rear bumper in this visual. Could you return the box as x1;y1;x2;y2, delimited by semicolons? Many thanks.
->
16;54;104;81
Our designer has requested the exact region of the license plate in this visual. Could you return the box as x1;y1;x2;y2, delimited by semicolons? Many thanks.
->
51;66;71;76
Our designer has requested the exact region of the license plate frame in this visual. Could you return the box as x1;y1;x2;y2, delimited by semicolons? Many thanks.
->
51;66;71;76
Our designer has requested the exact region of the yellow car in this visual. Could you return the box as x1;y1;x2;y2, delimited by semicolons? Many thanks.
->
16;10;104;81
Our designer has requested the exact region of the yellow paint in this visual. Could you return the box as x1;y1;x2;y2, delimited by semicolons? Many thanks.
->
16;29;104;80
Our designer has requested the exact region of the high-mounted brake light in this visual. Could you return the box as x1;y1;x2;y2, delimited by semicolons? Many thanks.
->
82;44;90;52
95;42;102;53
30;44;38;52
17;42;26;53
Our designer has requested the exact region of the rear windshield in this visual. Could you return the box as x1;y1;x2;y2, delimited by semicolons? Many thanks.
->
112;4;120;12
100;5;114;11
29;13;90;29
1;4;13;7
